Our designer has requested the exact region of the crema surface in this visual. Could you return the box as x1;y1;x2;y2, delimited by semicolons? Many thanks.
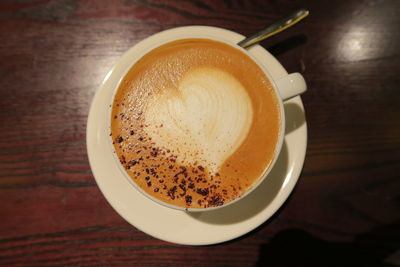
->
111;39;281;209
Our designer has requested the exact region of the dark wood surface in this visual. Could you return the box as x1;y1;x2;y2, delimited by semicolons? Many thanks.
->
1;0;399;266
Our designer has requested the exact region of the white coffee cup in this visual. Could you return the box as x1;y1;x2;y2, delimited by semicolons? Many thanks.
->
108;27;306;212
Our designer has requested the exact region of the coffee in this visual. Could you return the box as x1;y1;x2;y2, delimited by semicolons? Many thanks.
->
110;38;281;209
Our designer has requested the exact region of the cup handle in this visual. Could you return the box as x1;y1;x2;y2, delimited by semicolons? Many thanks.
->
275;72;307;101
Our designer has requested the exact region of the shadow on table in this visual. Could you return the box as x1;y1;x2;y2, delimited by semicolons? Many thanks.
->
188;102;305;225
266;34;308;57
255;221;400;267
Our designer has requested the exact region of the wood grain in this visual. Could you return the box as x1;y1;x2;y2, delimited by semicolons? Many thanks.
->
0;0;399;266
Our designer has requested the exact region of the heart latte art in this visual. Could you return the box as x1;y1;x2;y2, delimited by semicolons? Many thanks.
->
145;67;253;174
111;39;281;209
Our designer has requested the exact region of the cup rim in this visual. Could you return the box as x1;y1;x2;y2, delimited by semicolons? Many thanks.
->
107;32;285;212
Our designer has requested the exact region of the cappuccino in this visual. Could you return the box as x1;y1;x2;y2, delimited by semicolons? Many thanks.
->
111;38;281;209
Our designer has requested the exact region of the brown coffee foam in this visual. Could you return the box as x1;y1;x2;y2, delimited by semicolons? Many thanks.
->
111;38;280;209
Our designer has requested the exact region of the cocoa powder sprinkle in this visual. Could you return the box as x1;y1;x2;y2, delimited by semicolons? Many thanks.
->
208;195;224;207
128;160;138;166
196;188;209;196
168;186;177;200
185;195;192;205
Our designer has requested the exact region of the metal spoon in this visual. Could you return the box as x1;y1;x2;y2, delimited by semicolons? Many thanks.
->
238;9;309;49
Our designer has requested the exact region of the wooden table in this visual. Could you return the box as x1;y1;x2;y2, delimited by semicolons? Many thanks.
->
1;0;399;266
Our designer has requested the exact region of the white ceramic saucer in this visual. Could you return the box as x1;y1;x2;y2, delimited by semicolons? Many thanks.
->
86;26;307;245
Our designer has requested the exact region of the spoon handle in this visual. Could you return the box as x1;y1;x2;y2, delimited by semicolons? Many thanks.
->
238;9;309;49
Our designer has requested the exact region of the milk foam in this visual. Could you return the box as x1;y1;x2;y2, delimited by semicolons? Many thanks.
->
144;67;253;173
